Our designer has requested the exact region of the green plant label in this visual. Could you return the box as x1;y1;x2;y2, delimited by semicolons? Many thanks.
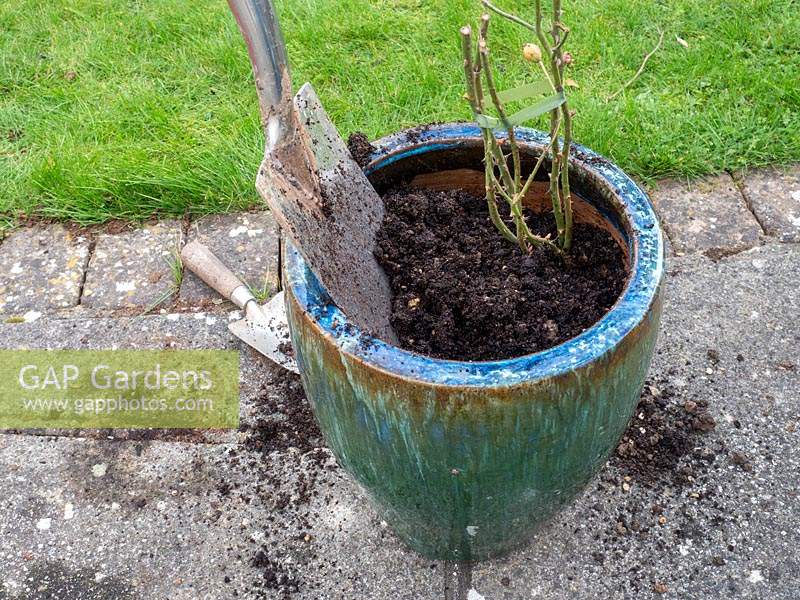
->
0;350;239;429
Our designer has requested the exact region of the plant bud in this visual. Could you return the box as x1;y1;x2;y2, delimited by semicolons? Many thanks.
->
562;51;574;65
522;43;542;62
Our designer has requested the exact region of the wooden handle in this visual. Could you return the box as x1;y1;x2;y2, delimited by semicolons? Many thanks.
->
181;241;246;301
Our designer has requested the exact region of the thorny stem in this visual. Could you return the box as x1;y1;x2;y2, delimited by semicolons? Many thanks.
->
461;1;573;254
460;27;480;115
477;10;525;199
490;172;514;203
533;0;565;246
482;44;545;251
553;27;570;51
478;31;517;193
481;0;536;33
473;35;515;194
520;110;560;198
542;0;574;249
472;40;515;192
485;147;518;244
511;199;556;250
549;109;565;243
550;0;574;250
478;15;521;190
560;105;573;250
533;0;553;60
460;27;477;112
462;25;517;244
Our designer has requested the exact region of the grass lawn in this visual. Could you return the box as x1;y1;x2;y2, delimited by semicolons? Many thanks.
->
1;0;798;225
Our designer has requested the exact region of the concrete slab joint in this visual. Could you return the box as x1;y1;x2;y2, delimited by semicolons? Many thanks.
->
651;173;762;259
735;165;800;243
0;224;90;316
81;221;183;310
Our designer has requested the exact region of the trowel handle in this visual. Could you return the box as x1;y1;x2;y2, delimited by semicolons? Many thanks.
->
181;241;256;310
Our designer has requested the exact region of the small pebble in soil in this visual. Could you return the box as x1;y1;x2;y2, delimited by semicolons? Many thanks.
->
729;451;754;472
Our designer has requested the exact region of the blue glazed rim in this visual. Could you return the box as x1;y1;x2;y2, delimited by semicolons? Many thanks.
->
284;123;664;387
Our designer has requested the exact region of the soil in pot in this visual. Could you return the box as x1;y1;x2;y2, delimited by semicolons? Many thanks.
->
373;185;628;361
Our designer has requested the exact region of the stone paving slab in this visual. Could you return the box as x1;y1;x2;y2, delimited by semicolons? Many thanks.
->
1;243;798;599
736;165;800;242
180;212;279;306
0;311;300;442
81;221;182;310
0;225;90;315
651;174;762;258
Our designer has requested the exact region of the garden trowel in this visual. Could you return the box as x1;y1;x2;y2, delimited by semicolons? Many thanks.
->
181;241;298;373
228;0;397;344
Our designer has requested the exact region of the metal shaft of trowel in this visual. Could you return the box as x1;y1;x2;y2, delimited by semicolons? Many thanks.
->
227;0;290;153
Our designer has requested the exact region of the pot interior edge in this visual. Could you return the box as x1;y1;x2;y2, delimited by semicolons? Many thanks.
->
284;125;663;386
367;138;634;271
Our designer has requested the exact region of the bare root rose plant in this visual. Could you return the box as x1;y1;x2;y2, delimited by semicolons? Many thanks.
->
461;0;574;253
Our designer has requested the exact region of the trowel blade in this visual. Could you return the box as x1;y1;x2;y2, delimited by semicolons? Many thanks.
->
228;291;298;373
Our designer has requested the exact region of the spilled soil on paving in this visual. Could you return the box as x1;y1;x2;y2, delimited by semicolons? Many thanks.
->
613;375;718;486
217;357;747;597
221;368;328;598
241;371;319;456
375;186;627;361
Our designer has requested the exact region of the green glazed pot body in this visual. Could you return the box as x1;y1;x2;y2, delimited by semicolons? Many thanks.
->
282;124;665;560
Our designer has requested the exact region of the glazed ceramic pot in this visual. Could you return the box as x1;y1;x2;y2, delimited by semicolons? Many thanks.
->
282;123;665;560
